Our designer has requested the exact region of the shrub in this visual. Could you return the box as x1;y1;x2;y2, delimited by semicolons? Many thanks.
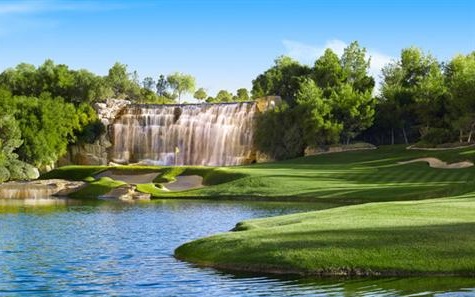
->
6;159;38;180
0;166;10;182
421;128;457;145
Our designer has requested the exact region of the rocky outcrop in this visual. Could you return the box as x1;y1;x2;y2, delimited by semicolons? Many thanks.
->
98;185;151;201
57;99;130;167
57;135;112;166
94;98;131;127
0;179;85;199
255;151;274;163
255;96;282;112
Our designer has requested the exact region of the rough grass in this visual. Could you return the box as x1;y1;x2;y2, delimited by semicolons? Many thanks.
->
175;195;475;276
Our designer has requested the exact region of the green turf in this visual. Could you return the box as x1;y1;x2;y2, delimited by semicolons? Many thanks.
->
45;145;475;201
172;145;475;276
68;177;127;199
152;145;475;202
175;195;475;276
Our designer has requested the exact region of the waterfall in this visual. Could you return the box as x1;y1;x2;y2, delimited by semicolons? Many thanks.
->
110;102;257;166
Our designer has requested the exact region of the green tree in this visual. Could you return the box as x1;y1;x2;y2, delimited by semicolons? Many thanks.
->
340;41;375;93
251;56;311;106
166;72;196;103
156;74;168;96
446;52;475;142
193;87;207;102
105;62;141;101
295;79;341;146
71;69;111;103
142;77;156;92
379;47;447;144
215;90;233;102
331;83;375;144
205;96;216;103
313;48;343;96
254;104;305;160
0;63;39;96
235;88;250;101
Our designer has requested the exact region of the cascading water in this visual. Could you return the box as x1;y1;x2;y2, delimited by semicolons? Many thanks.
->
110;102;257;166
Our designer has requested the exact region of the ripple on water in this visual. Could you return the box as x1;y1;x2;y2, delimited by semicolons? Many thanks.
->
0;199;474;297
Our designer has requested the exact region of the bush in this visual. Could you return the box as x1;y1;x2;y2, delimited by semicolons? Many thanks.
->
421;128;457;145
76;120;105;144
0;166;10;182
254;106;305;160
6;159;38;180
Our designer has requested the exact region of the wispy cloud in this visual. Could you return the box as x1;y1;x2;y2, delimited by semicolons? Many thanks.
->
282;39;347;64
282;39;394;91
0;1;127;37
0;0;125;15
0;2;42;14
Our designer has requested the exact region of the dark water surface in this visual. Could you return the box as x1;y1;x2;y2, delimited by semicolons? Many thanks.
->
0;198;474;296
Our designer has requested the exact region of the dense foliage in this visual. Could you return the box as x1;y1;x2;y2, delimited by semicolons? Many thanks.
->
254;44;475;159
363;49;475;146
253;41;376;159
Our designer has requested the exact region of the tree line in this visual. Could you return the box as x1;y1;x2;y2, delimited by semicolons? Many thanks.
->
252;43;475;160
0;43;473;181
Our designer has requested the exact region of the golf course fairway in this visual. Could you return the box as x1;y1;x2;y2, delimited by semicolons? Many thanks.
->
173;145;475;276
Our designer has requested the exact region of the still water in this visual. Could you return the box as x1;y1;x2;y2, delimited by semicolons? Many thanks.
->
0;198;474;297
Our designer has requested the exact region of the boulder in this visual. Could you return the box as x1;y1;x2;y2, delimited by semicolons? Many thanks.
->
95;98;131;126
0;179;85;199
255;96;282;113
99;185;151;201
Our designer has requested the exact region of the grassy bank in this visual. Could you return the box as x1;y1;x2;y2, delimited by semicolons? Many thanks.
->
175;195;475;276
172;145;475;276
43;145;475;275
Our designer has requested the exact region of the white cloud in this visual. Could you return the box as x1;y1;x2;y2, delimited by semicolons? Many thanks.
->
282;39;394;92
0;2;42;14
282;39;347;65
367;51;394;85
0;0;126;15
0;1;126;36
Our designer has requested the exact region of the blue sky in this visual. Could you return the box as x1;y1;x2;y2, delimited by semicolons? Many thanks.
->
0;0;474;98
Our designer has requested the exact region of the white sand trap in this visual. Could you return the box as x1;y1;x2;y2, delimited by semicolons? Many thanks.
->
398;158;474;169
96;170;160;184
164;175;204;191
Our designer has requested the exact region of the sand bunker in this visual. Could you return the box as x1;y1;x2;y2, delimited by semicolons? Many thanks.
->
96;170;160;184
164;175;204;191
398;158;474;169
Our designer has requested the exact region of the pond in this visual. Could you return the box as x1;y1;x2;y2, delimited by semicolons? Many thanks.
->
0;198;474;296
